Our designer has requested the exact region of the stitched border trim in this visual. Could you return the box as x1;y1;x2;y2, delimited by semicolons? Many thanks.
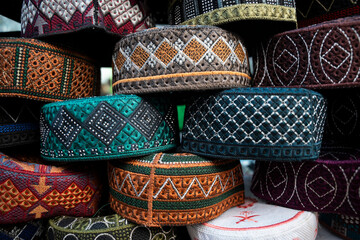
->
48;214;176;239
182;139;322;161
180;4;297;26
113;71;251;84
112;72;251;94
0;131;39;148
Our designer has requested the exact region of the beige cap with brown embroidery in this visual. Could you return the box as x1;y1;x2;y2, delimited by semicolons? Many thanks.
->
112;25;251;94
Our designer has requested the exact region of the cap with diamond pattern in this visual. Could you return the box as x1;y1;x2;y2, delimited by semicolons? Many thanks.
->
168;0;297;27
182;87;327;161
0;38;100;102
253;16;360;89
108;153;244;227
40;95;178;162
21;0;153;38
187;198;318;240
112;25;251;95
251;146;360;217
296;0;360;27
0;152;101;224
47;214;176;240
319;213;360;240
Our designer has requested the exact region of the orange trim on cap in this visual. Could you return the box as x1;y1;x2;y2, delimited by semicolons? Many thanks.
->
147;153;163;225
113;71;251;86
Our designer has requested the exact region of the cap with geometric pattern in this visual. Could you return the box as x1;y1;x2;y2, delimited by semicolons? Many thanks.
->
47;214;176;240
182;87;327;161
253;16;360;89
40;95;178;162
319;213;360;240
251;146;360;217
21;0;153;38
168;0;297;27
108;153;244;227
0;99;41;148
187;198;318;240
112;25;251;95
0;152;101;224
322;89;360;145
0;220;45;240
0;38;100;102
297;0;360;28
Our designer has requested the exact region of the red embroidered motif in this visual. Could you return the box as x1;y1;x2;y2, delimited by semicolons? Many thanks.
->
234;211;259;224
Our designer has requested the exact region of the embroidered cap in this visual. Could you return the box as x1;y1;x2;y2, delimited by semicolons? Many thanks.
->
108;153;244;227
251;146;360;217
0;38;100;102
47;214;176;240
21;0;153;38
168;0;297;28
187;198;318;240
112;25;251;94
253;16;360;89
0;99;41;148
182;87;327;161
322;89;360;145
0;220;45;240
297;0;360;27
319;213;360;240
0;152;101;224
40;95;178;162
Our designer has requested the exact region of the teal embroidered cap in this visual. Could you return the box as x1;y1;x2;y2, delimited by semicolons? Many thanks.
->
182;87;327;161
47;214;177;240
40;95;178;162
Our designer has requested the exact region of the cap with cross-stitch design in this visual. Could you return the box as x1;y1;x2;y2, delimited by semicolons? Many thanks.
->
112;25;251;94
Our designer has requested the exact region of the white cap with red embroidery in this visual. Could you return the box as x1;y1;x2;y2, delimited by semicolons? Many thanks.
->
187;198;318;240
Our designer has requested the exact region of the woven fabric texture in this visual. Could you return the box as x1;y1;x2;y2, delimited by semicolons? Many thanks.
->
40;95;177;162
251;146;360;217
297;0;360;27
168;0;296;26
320;213;360;240
48;214;176;240
0;38;100;102
108;153;244;227
182;87;327;161
0;152;101;224
21;0;153;38
322;89;360;145
253;16;360;89
0;99;41;148
187;198;318;240
0;220;45;240
112;25;251;94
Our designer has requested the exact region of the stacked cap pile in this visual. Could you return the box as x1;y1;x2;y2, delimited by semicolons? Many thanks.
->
154;0;356;239
1;0;356;239
0;1;188;239
113;0;328;239
0;0;108;228
249;1;360;239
